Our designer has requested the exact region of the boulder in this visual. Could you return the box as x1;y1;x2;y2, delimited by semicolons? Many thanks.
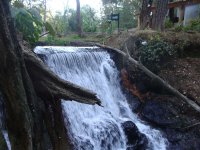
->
122;121;148;150
141;99;180;127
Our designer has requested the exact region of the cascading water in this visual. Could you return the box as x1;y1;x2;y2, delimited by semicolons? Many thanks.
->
35;46;168;150
0;93;11;150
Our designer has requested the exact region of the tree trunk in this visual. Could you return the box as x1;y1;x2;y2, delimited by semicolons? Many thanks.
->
0;1;33;149
139;0;152;30
0;0;100;149
151;0;169;31
42;0;47;32
76;0;83;37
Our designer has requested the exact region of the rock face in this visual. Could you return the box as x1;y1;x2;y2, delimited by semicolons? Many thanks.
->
122;121;148;150
142;99;180;127
140;97;200;150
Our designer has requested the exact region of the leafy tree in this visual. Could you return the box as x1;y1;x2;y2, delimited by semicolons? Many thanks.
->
120;0;140;29
49;5;99;34
101;0;141;32
102;0;119;5
12;7;43;43
81;5;99;32
11;1;55;43
68;9;77;32
49;11;70;35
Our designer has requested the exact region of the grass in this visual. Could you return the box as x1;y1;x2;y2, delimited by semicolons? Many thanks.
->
39;33;106;46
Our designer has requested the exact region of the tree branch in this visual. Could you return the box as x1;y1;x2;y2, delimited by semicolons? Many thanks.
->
22;47;101;106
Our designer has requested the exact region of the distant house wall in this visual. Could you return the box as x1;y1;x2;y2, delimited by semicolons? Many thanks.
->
184;4;200;25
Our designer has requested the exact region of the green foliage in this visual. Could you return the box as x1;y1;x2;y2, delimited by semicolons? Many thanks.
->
102;0;119;5
41;34;83;46
11;2;55;44
139;39;176;73
45;35;69;45
174;25;183;32
40;33;104;46
81;5;99;32
13;8;43;43
68;9;77;32
165;18;173;29
174;18;200;32
184;18;200;32
100;0;140;32
45;22;56;36
12;0;25;8
49;5;99;35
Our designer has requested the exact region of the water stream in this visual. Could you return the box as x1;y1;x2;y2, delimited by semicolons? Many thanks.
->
35;46;168;150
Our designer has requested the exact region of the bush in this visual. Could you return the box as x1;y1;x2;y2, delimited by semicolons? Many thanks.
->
165;18;173;29
184;18;200;32
174;18;200;32
138;39;176;73
174;25;183;32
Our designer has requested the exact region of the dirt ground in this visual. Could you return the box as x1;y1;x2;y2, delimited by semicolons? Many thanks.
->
159;58;200;105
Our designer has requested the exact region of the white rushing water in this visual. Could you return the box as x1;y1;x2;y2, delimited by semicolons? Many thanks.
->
0;93;11;150
35;46;168;150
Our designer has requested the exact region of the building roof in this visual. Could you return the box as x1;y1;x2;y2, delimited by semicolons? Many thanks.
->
151;0;200;10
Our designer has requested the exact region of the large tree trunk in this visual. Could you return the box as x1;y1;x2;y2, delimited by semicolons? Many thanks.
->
139;0;152;30
151;0;169;31
0;0;100;149
0;1;33;149
76;0;83;37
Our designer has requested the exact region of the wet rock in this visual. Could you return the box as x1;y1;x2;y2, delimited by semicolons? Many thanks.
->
122;121;148;150
166;127;200;150
123;90;142;113
75;136;94;150
141;99;179;127
140;97;200;150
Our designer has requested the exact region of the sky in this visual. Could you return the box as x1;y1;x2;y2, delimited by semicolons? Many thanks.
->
48;0;102;15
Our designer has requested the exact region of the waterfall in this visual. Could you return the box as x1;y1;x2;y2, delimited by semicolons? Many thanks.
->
0;93;11;150
35;46;168;150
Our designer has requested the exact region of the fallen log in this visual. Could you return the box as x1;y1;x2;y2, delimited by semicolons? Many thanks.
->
22;46;101;106
95;43;200;113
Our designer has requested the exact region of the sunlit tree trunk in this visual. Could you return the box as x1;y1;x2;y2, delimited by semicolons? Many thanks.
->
76;0;83;37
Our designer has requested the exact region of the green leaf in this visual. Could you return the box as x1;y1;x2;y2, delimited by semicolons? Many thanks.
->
45;22;56;36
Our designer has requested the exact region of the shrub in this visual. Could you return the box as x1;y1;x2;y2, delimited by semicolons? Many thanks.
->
138;39;176;73
184;18;200;32
165;18;174;29
174;18;200;32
